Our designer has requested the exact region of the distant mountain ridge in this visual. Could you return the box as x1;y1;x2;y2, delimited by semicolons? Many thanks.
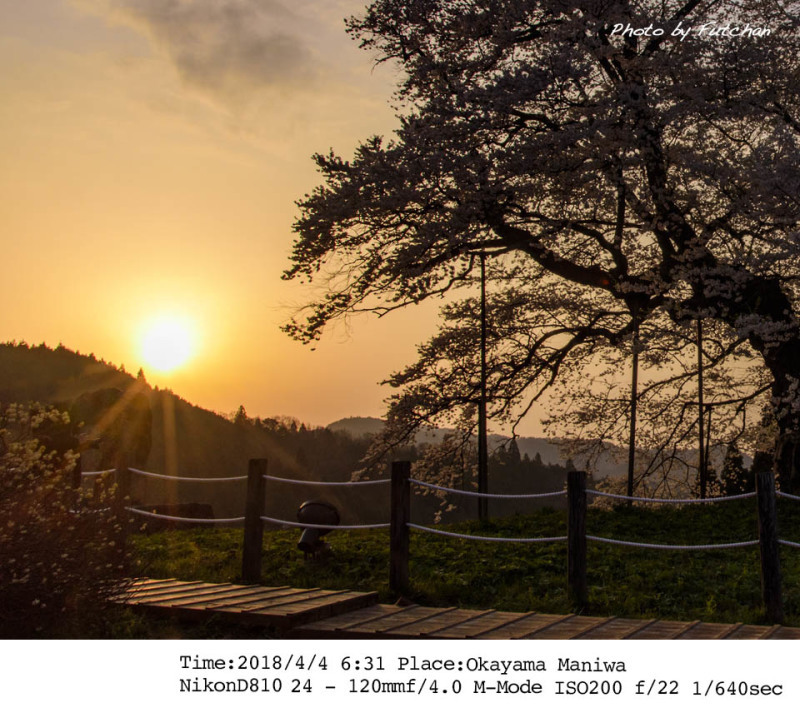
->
327;416;629;478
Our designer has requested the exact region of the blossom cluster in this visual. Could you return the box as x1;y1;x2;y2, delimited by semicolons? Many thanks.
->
0;402;129;637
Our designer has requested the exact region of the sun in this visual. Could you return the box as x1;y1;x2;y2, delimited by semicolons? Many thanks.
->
140;315;197;373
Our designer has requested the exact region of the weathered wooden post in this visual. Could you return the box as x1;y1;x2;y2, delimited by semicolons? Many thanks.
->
567;469;587;608
756;470;783;623
390;460;411;596
242;459;267;585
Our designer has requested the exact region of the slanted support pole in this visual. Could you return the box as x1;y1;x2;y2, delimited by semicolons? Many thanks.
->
242;459;267;585
390;460;411;596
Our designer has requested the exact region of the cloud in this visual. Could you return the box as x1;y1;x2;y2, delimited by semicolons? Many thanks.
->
85;0;318;106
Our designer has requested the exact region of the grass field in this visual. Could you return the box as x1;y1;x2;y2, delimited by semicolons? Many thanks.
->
129;498;800;632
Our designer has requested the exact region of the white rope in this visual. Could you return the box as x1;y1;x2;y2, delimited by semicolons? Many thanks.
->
260;515;389;530
407;523;567;543
777;490;800;502
779;539;800;549
81;469;115;477
410;479;567;499
587;535;759;551
129;468;247;482
125;507;245;524
262;475;389;487
587;490;757;504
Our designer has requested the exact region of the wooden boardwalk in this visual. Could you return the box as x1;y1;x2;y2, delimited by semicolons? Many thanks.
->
117;578;800;639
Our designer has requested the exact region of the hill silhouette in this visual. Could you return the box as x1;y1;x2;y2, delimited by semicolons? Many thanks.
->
0;342;386;521
0;342;573;525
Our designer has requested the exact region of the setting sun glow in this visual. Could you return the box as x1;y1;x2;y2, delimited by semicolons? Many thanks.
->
140;316;197;373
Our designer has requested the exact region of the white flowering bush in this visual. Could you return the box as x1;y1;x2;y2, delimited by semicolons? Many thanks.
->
0;403;129;637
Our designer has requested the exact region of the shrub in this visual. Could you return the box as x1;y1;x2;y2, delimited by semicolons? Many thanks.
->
0;402;130;637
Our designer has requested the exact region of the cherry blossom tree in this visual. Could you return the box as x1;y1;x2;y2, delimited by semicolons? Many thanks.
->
285;0;800;491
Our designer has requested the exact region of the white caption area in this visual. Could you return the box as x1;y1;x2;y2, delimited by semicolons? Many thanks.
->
0;639;793;707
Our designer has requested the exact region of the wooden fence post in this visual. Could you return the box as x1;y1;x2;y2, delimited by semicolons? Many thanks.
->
567;469;587;608
756;470;783;624
390;460;411;597
242;459;267;585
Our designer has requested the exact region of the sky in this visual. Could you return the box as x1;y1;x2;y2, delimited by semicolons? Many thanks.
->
0;0;544;434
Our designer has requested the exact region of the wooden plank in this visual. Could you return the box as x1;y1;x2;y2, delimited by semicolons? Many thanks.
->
727;624;779;639
680;622;740;640
482;614;574;639
288;605;418;638
524;615;611;639
338;606;455;635
233;589;349;612
384;609;492;638
122;580;216;597
162;586;294;609
769;626;800;639
183;587;295;610
669;620;702;639
118;579;205;598
137;585;257;607
124;583;235;604
111;578;190;600
431;611;531;639
758;625;784;639
469;612;539;639
569;616;618;639
581;618;656;640
247;591;379;628
128;578;182;590
627;621;695;640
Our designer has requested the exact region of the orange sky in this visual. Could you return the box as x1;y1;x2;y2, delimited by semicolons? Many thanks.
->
0;0;546;435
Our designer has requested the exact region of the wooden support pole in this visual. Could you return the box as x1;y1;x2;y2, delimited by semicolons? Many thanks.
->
756;470;783;623
568;469;587;608
390;460;411;597
242;459;267;586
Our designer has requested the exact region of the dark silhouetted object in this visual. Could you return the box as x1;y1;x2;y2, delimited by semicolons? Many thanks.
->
297;500;339;559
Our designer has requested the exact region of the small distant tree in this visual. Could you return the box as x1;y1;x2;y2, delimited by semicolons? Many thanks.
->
233;405;250;426
0;403;129;637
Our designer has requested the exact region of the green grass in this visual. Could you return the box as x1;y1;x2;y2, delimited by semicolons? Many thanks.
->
130;499;800;632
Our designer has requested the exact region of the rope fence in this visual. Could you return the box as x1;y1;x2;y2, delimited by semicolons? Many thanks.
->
260;515;389;530
129;468;248;483
411;478;567;499
408;523;567;543
587;489;757;503
78;456;800;623
263;474;389;487
586;535;760;551
126;507;245;524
